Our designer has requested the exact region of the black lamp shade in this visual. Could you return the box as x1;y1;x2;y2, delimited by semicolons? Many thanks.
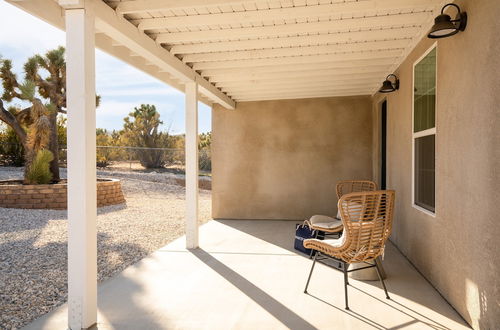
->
379;79;396;93
427;3;467;39
428;14;459;38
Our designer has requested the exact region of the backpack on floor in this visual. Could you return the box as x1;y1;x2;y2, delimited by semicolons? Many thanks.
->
294;223;322;255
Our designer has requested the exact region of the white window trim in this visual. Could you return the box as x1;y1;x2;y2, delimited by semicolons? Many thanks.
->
412;42;437;217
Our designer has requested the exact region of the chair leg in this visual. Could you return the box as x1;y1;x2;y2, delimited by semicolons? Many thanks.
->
374;259;390;299
309;230;319;259
343;262;349;310
304;252;318;293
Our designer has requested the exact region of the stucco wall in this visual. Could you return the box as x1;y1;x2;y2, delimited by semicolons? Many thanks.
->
371;1;500;328
212;96;373;220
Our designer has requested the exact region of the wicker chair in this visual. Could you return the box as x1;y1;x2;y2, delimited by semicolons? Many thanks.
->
303;190;395;310
336;180;378;199
304;180;378;257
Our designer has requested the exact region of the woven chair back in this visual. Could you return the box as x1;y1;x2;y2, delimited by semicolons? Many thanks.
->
336;180;378;199
337;190;395;263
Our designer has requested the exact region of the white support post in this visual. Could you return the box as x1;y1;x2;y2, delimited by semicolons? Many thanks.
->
65;5;97;330
185;81;199;249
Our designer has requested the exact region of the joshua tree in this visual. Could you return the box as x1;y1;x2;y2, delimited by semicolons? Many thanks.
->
0;49;62;180
0;79;53;183
0;47;99;181
121;104;174;168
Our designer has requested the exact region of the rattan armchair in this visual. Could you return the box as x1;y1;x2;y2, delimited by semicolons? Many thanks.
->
336;180;378;199
304;180;378;257
303;190;395;310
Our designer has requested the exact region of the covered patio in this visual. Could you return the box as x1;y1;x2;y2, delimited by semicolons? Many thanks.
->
7;0;498;329
25;220;469;330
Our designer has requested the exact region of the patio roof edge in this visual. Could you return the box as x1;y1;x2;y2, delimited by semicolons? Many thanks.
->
6;0;235;110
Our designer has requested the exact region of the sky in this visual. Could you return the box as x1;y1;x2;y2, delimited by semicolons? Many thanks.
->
0;1;212;134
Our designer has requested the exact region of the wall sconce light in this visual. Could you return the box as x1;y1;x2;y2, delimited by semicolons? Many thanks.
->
379;74;399;93
428;3;467;38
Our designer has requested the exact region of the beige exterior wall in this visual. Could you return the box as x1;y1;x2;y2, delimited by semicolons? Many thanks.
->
371;1;500;328
211;0;498;327
212;96;373;220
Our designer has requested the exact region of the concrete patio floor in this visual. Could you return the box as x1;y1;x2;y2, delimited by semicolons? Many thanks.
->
25;220;470;330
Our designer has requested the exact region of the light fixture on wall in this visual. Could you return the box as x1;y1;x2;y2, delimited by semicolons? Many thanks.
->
428;3;467;38
379;74;399;93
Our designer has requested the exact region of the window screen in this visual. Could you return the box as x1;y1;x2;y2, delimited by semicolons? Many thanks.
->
413;46;436;213
414;135;435;212
414;48;436;133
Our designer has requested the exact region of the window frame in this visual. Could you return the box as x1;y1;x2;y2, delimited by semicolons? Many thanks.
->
412;43;437;217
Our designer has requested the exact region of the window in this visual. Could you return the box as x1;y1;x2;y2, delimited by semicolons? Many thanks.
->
413;46;436;214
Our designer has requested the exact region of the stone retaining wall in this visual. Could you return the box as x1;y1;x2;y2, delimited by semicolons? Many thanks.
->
0;179;125;210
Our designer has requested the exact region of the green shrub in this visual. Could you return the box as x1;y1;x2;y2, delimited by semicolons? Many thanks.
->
26;149;54;184
0;127;25;166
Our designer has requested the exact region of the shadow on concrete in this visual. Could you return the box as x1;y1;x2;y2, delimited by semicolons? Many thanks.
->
306;293;387;330
94;265;167;330
191;248;317;330
1;219;153;330
217;219;467;330
348;285;451;330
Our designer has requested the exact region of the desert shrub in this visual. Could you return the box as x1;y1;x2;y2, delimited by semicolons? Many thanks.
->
199;149;211;171
0;127;25;166
96;128;112;167
26;149;54;184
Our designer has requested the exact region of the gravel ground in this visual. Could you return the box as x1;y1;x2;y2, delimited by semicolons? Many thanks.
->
0;167;211;330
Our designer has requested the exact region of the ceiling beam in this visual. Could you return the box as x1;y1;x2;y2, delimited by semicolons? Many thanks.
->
228;89;377;99
95;37;214;106
116;0;262;15
234;91;370;102
182;39;409;63
207;66;390;82
215;74;384;89
7;0;234;108
199;58;397;77
170;27;421;55
222;83;379;94
231;89;372;100
155;11;430;44
191;49;403;70
90;0;235;109
96;34;184;91
137;0;438;30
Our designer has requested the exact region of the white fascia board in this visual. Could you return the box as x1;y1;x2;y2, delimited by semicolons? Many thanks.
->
90;0;235;109
6;0;235;110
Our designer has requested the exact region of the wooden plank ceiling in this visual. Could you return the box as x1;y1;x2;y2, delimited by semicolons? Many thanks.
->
103;0;444;102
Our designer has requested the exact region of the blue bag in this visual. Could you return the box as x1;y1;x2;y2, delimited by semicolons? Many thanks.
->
294;223;322;255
